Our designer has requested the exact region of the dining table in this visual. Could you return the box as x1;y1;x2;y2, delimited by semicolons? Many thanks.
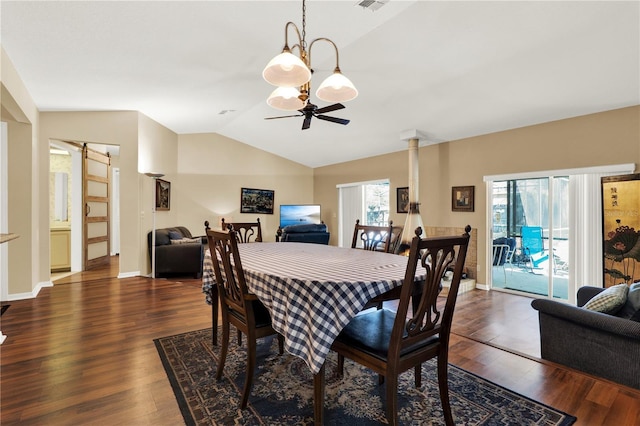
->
202;241;427;425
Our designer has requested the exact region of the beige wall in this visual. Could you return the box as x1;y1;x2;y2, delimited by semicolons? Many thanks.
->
138;113;179;274
315;106;640;285
176;133;314;242
1;46;40;297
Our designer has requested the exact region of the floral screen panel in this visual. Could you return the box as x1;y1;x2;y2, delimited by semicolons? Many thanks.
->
602;173;640;287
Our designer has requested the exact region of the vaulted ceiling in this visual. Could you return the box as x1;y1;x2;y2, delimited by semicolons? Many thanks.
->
2;1;638;167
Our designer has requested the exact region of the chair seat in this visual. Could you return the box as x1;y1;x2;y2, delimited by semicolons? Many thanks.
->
337;309;439;359
230;299;273;328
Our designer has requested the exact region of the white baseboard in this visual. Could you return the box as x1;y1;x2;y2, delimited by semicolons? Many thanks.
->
117;271;140;279
6;280;53;301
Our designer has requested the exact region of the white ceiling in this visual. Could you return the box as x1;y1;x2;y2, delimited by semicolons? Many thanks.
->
2;1;639;168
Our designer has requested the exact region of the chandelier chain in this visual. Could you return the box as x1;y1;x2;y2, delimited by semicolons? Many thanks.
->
301;0;307;50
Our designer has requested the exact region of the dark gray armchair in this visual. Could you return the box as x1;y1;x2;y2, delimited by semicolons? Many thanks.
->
531;286;640;389
147;226;206;278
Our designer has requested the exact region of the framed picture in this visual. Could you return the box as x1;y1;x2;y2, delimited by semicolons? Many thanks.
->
397;187;409;213
452;186;474;212
240;187;274;214
155;179;170;211
601;173;640;287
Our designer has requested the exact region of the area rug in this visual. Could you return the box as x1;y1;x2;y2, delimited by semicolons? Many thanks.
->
155;328;577;426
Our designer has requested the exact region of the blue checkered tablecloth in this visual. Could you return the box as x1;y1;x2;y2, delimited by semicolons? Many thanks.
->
202;242;426;374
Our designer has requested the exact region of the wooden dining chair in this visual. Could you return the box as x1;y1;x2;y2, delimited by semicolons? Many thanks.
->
205;227;283;409
206;219;263;346
221;217;263;243
355;219;403;310
351;219;393;252
331;225;471;426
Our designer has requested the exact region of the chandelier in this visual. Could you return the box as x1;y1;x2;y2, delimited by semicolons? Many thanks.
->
262;0;358;111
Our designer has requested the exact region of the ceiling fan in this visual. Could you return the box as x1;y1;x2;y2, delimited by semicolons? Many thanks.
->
264;101;350;130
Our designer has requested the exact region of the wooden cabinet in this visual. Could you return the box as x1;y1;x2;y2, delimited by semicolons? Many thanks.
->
51;228;71;272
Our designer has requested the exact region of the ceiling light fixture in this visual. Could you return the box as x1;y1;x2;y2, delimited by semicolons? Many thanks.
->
263;0;358;111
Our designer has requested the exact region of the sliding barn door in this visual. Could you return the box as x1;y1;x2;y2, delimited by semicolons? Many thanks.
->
83;144;111;270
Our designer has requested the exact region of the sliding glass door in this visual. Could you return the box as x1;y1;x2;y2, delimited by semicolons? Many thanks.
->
490;177;569;299
337;180;389;247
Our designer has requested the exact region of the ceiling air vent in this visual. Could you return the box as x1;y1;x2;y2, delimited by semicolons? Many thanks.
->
356;0;389;12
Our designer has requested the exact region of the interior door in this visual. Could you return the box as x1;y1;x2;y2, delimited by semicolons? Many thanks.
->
83;144;111;270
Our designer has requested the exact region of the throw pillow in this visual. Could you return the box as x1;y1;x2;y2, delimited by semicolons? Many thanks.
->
583;283;629;314
168;231;183;240
628;282;640;310
170;237;201;245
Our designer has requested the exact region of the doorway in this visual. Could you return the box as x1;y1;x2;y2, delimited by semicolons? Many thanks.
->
489;177;570;299
49;141;120;277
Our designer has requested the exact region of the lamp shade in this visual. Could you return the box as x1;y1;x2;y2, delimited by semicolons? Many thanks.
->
315;71;358;103
262;52;311;87
266;86;305;111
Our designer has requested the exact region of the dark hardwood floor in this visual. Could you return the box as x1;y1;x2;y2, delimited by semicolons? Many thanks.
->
1;257;639;425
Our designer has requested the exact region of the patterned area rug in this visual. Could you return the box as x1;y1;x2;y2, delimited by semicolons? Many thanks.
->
155;328;576;426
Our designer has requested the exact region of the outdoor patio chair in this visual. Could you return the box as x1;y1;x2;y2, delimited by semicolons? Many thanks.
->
521;226;548;272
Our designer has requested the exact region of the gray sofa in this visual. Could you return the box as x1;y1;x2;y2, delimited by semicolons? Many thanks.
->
147;226;206;278
531;285;640;389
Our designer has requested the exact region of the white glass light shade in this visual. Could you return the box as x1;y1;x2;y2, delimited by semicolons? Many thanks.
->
267;87;305;111
262;52;311;87
315;71;358;103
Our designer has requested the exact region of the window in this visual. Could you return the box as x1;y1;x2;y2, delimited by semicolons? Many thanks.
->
337;180;390;247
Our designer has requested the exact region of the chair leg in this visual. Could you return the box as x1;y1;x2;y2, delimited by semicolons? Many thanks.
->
378;374;385;385
237;329;242;346
211;287;218;347
414;364;421;388
437;354;454;426
337;354;345;378
216;319;230;380
241;333;257;409
277;334;284;355
385;372;399;426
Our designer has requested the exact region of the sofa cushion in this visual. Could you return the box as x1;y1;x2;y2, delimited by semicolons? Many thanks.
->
583;283;628;314
168;231;183;240
629;282;640;308
170;237;201;245
616;282;640;320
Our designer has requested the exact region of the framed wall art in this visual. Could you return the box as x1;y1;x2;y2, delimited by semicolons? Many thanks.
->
452;186;474;212
240;187;275;214
601;173;640;287
397;187;409;213
155;179;170;211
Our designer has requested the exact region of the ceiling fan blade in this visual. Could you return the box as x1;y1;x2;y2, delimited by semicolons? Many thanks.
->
316;115;350;125
302;115;312;130
264;114;302;120
315;103;345;114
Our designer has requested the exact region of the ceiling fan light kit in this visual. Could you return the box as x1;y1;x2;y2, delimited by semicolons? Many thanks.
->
315;68;358;103
262;0;356;128
262;50;311;88
267;86;305;110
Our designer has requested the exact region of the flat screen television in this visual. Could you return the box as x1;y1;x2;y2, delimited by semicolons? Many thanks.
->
279;204;321;228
